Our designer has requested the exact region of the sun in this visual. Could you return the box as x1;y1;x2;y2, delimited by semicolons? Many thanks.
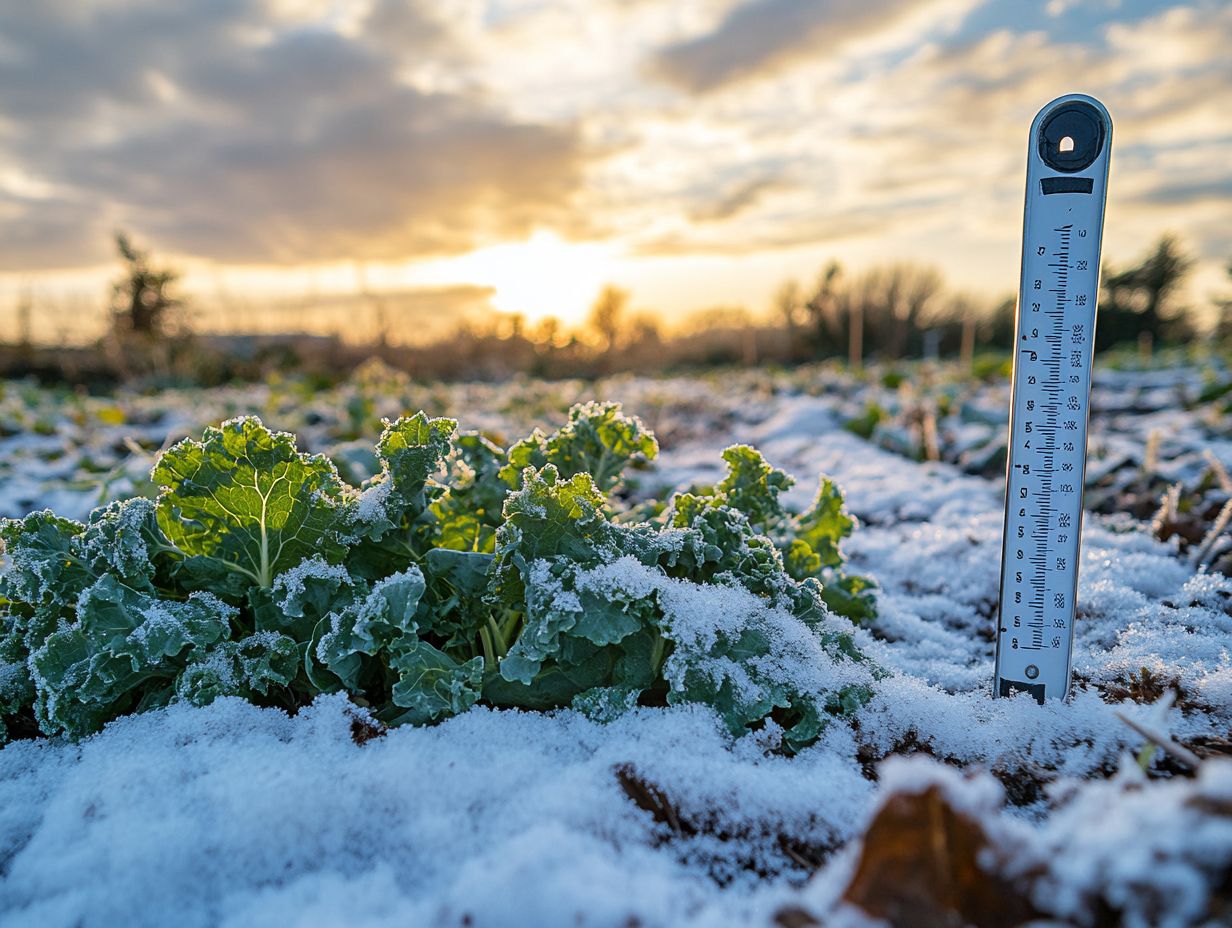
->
431;231;615;323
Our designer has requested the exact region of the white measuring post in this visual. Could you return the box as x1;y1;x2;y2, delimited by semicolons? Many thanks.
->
994;94;1113;702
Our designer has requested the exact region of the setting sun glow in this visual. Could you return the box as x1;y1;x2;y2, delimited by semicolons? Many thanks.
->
418;232;617;323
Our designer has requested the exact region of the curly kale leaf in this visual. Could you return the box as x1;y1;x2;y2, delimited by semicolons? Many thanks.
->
795;478;855;569
175;632;298;707
316;567;421;684
431;432;508;554
714;444;794;533
499;402;657;494
789;478;877;622
570;685;642;722
419;547;494;650
256;556;360;643
384;638;483;726
312;565;481;725
681;447;877;624
153;417;349;591
486;465;662;706
0;610;35;743
350;413;456;540
0;511;92;613
31;576;234;738
664;493;794;600
2;499;181;610
498;558;658;685
494;549;876;749
491;464;619;608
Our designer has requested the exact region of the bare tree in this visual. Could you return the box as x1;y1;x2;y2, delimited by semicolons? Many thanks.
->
773;280;804;332
110;232;183;337
1097;235;1193;350
588;285;628;353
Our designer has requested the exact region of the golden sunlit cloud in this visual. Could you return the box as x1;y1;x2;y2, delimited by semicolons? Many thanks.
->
1;0;1230;332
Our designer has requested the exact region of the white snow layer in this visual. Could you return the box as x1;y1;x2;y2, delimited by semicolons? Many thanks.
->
2;381;1231;927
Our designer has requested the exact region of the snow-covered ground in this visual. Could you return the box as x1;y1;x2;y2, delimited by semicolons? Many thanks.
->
1;367;1230;927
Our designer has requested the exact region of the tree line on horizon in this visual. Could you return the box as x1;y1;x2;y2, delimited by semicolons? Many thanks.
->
4;231;1230;386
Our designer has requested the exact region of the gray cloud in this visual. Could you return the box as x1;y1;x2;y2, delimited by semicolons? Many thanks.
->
0;1;588;270
685;174;795;222
1129;177;1232;206
650;0;962;93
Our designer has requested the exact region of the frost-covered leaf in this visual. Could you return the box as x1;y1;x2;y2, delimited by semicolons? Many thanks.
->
420;547;494;649
666;494;793;599
498;402;657;494
316;567;426;691
652;567;875;750
377;413;457;509
431;432;508;554
489;464;651;698
0;510;91;611
492;464;617;608
256;556;360;642
714;445;793;532
350;413;456;542
384;638;483;725
31;576;234;738
0;609;34;737
499;559;654;685
152;417;348;590
76;498;175;593
570;685;641;722
796;478;855;569
176;632;298;707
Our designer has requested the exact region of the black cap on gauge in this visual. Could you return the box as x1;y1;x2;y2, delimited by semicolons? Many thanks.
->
1038;101;1104;173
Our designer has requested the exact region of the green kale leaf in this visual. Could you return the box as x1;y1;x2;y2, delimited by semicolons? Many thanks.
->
499;402;657;494
384;638;483;726
176;632;299;707
431;432;508;553
31;575;234;738
795;478;855;569
315;566;426;692
152;417;349;590
714;444;794;532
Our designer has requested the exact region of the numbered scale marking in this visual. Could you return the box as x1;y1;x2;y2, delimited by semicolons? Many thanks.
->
995;95;1113;702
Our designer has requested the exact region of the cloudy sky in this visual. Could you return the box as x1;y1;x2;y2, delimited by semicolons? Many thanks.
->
1;0;1229;336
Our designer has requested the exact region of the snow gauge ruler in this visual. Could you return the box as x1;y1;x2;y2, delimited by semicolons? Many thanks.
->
994;94;1113;702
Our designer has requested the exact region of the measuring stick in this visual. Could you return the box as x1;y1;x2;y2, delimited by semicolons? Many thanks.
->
994;94;1113;702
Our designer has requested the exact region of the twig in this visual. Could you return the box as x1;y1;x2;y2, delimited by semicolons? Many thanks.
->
1143;429;1160;477
1192;498;1232;568
1150;483;1182;538
1113;709;1202;770
1203;449;1232;494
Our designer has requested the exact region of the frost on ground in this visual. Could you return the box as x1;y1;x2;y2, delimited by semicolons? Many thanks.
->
2;372;1231;927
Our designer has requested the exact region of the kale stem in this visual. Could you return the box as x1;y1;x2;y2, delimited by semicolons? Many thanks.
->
594;448;613;493
487;616;508;658
649;631;667;676
479;627;496;670
499;612;522;650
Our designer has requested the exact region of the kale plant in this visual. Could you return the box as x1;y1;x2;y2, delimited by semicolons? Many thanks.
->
0;402;877;748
